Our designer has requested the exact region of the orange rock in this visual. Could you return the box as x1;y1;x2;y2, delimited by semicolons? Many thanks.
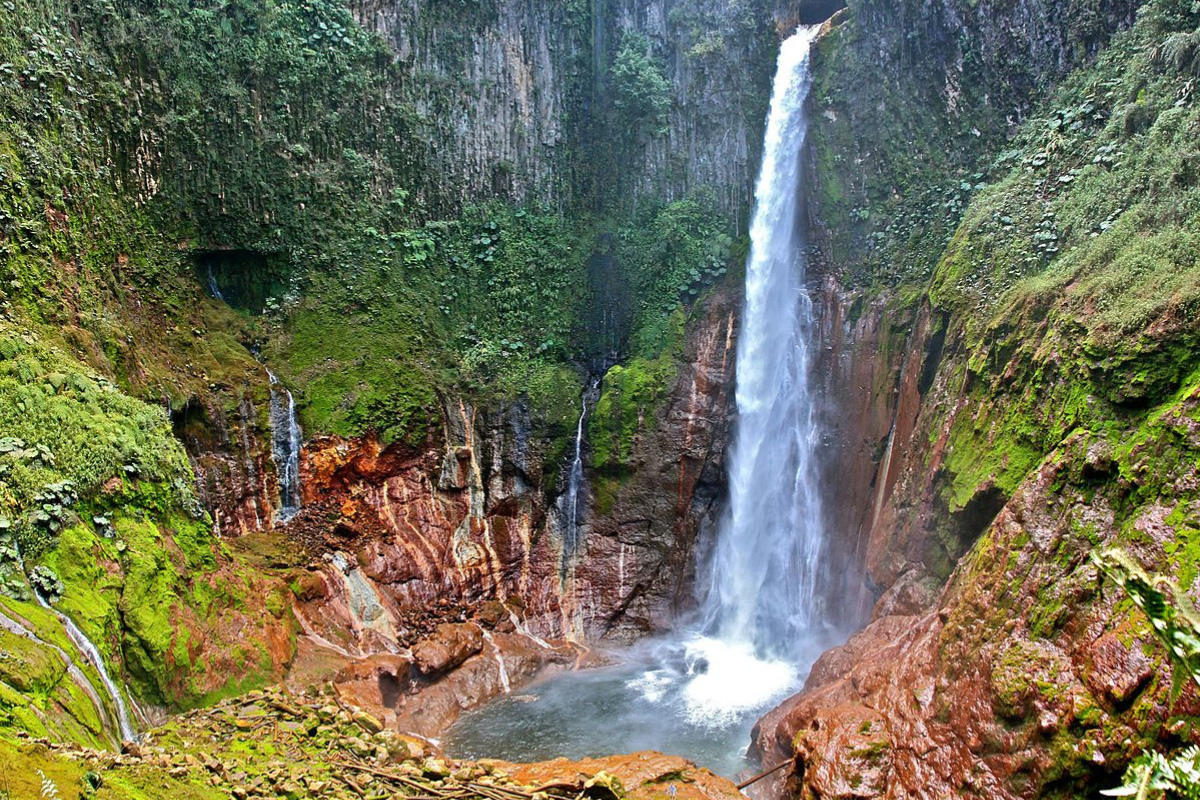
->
502;752;743;800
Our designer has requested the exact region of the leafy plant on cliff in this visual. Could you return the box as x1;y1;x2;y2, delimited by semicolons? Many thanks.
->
618;196;735;354
611;32;672;138
1096;549;1200;799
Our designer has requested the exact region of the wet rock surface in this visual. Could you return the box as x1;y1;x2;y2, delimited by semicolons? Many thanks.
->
255;289;743;659
573;288;739;641
752;424;1200;799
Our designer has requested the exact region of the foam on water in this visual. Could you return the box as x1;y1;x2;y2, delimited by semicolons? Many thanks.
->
677;636;798;728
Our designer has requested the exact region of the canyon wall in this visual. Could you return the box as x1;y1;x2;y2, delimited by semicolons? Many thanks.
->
750;0;1200;796
277;288;739;651
348;0;787;221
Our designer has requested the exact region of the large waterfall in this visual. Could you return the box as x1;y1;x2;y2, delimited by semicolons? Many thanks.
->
447;27;829;777
703;25;826;658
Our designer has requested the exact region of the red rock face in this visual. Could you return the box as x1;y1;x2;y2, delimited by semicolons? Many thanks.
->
750;365;1200;799
325;623;584;739
277;289;744;659
571;288;740;641
177;391;280;536
193;291;745;735
809;278;921;631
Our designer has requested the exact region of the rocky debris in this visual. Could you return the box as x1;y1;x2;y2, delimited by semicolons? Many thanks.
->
278;497;393;556
13;686;740;800
329;628;586;740
412;623;486;676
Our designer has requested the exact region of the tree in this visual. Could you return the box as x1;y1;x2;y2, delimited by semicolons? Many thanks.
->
611;32;671;137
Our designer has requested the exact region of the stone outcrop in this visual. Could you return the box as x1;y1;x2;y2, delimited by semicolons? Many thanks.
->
573;288;739;640
323;624;585;739
274;288;739;657
753;419;1200;798
174;384;281;538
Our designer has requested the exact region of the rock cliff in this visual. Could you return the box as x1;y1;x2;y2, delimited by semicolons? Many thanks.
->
749;0;1200;795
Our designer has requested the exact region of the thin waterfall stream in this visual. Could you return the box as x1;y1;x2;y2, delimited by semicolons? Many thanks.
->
560;379;601;571
20;565;138;742
12;544;138;743
268;370;303;523
447;27;832;778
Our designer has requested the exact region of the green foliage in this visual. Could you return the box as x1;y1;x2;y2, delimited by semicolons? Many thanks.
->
1103;748;1200;800
589;308;685;473
0;323;197;565
1094;549;1200;694
610;32;672;138
617;197;734;358
271;201;588;442
922;0;1200;327
1096;549;1200;799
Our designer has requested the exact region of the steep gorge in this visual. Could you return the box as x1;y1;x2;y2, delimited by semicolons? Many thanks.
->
2;0;1200;798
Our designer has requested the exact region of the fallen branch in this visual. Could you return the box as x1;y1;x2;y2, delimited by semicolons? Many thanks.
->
736;760;793;791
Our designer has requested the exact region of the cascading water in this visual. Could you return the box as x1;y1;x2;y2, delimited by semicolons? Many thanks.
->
560;380;599;570
697;21;829;661
21;565;137;742
48;601;138;742
205;259;225;301
267;370;303;523
448;27;832;777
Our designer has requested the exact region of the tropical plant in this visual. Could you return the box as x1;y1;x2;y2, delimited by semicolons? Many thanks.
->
611;32;671;137
1095;549;1200;799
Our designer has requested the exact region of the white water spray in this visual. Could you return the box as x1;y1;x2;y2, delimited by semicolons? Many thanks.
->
665;24;827;727
267;370;303;523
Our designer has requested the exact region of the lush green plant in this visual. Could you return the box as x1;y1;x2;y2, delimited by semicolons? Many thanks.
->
1096;549;1200;799
0;324;197;566
611;32;672;138
617;196;734;357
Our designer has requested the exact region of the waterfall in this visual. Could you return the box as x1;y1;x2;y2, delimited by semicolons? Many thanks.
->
52;606;138;742
703;25;826;658
27;585;137;742
559;380;599;571
205;259;225;300
446;26;835;773
267;370;303;523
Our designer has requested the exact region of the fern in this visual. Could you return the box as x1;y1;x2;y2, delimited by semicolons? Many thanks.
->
1095;551;1200;800
1102;748;1200;800
36;769;60;800
1158;27;1200;75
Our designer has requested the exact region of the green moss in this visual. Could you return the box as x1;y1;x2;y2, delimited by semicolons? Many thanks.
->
0;735;225;799
0;600;114;747
26;508;289;717
589;309;685;473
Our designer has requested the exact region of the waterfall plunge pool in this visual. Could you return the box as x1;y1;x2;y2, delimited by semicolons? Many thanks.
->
444;636;809;779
